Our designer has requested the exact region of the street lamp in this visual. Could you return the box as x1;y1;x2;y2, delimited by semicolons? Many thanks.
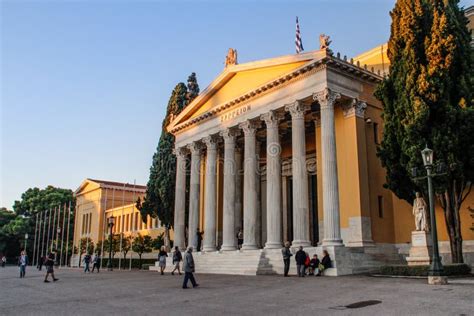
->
420;146;446;284
107;216;115;271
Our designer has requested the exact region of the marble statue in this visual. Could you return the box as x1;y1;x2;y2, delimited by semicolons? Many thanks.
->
319;34;332;50
413;192;429;231
225;48;238;67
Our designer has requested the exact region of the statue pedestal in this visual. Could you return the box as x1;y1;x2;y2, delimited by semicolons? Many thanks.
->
406;231;433;266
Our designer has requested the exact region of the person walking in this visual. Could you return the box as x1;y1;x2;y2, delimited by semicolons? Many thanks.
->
182;246;198;289
83;253;91;273
171;246;182;275
281;242;293;277
1;255;6;268
295;246;306;277
196;229;203;252
44;251;58;283
158;246;168;275
37;255;44;271
91;254;101;273
18;250;28;278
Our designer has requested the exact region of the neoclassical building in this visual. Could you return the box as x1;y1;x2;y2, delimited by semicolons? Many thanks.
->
166;38;474;274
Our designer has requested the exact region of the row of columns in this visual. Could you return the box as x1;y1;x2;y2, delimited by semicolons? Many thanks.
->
174;88;345;251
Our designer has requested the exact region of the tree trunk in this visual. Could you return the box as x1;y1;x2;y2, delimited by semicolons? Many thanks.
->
437;184;464;263
138;254;142;269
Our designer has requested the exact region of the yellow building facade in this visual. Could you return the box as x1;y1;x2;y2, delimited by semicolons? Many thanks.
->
166;12;474;275
71;179;166;266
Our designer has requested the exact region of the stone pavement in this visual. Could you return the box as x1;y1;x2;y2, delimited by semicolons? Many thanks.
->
1;266;473;316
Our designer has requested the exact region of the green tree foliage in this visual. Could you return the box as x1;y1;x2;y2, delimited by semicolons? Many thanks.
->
13;185;74;216
139;73;200;231
103;234;120;258
151;232;165;250
0;207;30;258
120;234;132;259
131;233;153;266
1;186;75;262
376;0;473;263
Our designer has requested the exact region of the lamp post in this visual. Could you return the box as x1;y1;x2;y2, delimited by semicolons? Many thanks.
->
420;146;446;285
107;216;115;271
24;233;29;253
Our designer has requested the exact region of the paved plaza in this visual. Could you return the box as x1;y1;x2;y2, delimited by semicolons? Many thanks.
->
1;266;473;316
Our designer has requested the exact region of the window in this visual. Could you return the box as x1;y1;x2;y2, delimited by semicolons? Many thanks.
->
373;123;379;144
377;195;384;218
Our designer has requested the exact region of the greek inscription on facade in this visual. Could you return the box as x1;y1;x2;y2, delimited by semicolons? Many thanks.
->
220;105;251;122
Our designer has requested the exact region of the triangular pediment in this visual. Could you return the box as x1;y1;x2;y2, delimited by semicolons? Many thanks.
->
168;50;326;132
74;179;101;196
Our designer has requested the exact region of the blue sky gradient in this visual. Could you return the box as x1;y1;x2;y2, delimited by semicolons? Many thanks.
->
2;0;471;208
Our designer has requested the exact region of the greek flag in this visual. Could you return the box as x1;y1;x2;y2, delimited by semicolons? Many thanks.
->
295;17;304;54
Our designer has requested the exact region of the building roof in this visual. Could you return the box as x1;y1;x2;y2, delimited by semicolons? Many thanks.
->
167;48;382;134
75;178;147;195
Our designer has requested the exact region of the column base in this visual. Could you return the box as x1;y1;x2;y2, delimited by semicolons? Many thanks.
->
291;240;311;248
221;245;237;251
242;243;258;250
322;239;344;247
264;241;282;249
202;246;217;252
428;276;448;285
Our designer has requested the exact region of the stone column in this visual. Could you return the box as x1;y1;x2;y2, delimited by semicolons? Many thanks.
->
261;111;283;249
255;140;262;248
220;128;240;251
187;142;202;249
173;147;187;250
239;120;260;250
202;136;218;252
234;147;243;236
313;88;343;246
285;101;311;247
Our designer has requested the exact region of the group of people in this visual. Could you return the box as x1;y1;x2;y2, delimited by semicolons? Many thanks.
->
282;243;332;277
82;253;101;273
15;249;59;282
156;246;199;289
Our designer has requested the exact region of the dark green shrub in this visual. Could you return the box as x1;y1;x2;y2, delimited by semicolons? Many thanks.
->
101;258;156;269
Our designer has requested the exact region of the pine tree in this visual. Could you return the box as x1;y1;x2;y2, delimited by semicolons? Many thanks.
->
139;73;200;245
376;0;473;263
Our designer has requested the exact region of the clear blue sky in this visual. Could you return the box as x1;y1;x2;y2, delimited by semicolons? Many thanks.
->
1;0;471;209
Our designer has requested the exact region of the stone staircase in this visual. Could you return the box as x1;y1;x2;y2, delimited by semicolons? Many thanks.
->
149;245;404;276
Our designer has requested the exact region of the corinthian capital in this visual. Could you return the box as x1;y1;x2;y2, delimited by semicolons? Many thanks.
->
187;142;203;156
312;88;341;109
174;146;188;158
220;128;241;143
202;135;219;150
260;110;283;128
285;100;310;119
342;98;367;118
239;120;261;137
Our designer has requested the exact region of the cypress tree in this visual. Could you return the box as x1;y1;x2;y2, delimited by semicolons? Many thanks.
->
376;0;473;262
139;73;200;246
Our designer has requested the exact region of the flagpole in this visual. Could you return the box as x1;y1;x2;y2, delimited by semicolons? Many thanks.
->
50;206;57;252
129;180;136;271
100;188;108;270
41;210;48;258
118;183;126;270
65;201;71;267
60;203;66;267
36;211;43;265
46;208;52;253
32;212;39;266
55;204;61;251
